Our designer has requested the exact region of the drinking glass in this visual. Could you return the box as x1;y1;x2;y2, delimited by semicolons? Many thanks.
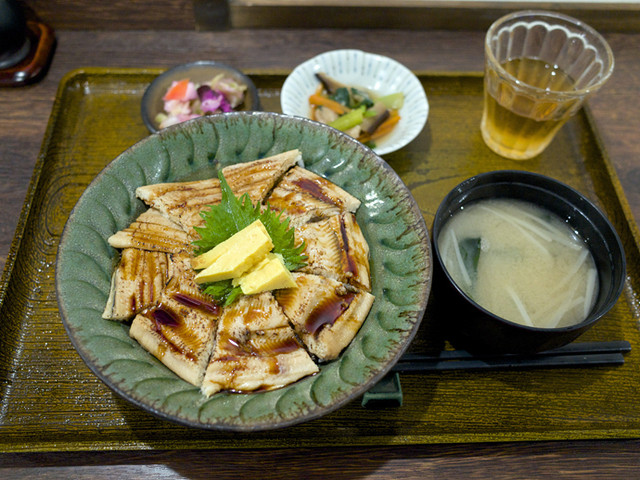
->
481;11;614;160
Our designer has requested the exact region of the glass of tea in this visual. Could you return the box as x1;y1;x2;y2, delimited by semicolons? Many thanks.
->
481;11;614;160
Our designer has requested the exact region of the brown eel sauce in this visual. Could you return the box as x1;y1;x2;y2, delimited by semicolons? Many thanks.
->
146;292;219;362
306;291;356;336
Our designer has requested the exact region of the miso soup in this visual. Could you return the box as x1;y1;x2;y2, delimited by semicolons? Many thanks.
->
437;198;598;329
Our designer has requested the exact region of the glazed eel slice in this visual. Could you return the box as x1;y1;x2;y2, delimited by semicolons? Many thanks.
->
102;247;170;321
129;254;220;387
295;212;371;292
275;272;374;362
135;150;302;231
201;292;319;397
265;166;361;227
107;208;193;254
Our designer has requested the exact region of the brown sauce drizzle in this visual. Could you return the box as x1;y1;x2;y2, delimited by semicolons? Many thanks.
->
123;250;165;315
152;306;180;327
146;302;208;363
130;295;138;314
339;215;357;276
266;356;281;376
219;335;250;358
306;291;356;336
157;343;168;359
144;252;159;309
218;331;300;358
263;336;300;355
214;355;283;394
292;177;337;206
173;293;220;315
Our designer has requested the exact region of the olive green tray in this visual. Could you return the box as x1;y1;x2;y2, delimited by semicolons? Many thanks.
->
1;68;639;453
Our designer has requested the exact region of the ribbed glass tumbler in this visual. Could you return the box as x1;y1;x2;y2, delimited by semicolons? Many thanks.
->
481;10;614;160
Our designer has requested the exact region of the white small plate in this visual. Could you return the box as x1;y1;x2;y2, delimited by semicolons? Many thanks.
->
281;49;429;155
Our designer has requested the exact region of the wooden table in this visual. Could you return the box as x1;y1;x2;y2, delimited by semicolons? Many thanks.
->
1;28;639;478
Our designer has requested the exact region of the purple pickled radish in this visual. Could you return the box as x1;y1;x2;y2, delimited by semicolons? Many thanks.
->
198;84;232;113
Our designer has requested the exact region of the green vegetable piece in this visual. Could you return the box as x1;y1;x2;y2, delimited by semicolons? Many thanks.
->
459;237;482;280
377;92;404;110
330;87;351;107
329;106;365;132
330;87;374;109
350;88;374;108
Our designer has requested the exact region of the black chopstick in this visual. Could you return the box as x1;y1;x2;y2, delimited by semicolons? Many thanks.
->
392;340;631;373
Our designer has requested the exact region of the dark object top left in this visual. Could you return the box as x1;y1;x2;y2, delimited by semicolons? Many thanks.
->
0;0;55;87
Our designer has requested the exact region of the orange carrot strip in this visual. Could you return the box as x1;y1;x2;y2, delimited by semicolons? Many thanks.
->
369;114;401;140
310;85;323;120
379;111;401;128
359;113;401;143
163;78;190;101
308;94;349;115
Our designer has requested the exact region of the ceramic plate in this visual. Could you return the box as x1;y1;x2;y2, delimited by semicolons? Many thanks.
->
56;112;432;431
140;60;261;134
281;49;429;155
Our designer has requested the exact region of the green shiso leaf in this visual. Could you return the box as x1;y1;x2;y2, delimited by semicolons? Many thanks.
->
202;280;243;307
259;205;307;271
192;171;260;254
192;170;307;304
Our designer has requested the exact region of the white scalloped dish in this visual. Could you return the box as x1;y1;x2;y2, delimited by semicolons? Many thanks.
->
281;49;429;155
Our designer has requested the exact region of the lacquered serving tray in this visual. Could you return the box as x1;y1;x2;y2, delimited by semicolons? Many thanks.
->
1;68;639;453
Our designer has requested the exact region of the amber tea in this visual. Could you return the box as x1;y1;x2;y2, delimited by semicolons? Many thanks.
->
481;58;577;160
481;11;614;160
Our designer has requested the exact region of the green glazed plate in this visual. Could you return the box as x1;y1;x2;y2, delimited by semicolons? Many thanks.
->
56;111;432;431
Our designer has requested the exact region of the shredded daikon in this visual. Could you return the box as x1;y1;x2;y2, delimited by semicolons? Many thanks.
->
449;229;472;287
546;296;584;328
583;267;598;318
506;286;533;326
479;205;551;257
480;205;553;242
556;248;589;290
518;209;582;250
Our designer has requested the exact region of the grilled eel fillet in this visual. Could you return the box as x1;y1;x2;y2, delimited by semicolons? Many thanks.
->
135;149;302;231
296;212;371;292
102;248;170;321
107;208;193;253
202;292;319;397
265;166;361;227
275;273;375;362
129;254;220;387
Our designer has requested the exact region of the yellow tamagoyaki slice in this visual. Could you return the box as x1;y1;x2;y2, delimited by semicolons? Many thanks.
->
193;219;273;283
233;253;297;295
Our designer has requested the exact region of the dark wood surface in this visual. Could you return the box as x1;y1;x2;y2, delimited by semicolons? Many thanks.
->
222;0;640;32
23;0;197;30
1;27;639;477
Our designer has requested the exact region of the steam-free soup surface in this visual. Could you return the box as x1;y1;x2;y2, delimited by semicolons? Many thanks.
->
438;199;598;328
